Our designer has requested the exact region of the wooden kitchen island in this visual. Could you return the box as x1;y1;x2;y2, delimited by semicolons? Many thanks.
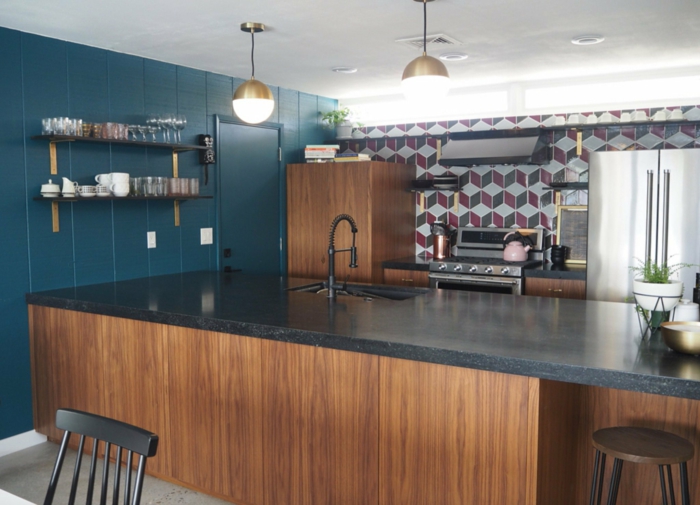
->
26;272;700;505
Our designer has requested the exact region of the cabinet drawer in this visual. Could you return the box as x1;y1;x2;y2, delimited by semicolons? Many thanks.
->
524;277;586;299
383;268;430;288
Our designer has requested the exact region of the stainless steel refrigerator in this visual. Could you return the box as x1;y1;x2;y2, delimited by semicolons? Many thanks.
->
587;149;700;303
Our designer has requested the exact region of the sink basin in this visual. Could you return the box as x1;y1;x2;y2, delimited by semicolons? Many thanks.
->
287;282;429;301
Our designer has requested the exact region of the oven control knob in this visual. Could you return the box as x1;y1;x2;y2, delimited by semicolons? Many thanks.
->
501;267;510;275
484;266;493;274
468;265;478;273
438;263;447;271
453;265;462;272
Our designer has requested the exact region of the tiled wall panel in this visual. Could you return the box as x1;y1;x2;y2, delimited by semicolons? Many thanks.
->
343;108;700;255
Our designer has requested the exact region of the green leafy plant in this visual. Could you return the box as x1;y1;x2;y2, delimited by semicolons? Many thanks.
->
320;107;363;129
629;258;693;284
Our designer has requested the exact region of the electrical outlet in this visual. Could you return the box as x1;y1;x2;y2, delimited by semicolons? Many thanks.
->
200;227;213;245
147;231;156;249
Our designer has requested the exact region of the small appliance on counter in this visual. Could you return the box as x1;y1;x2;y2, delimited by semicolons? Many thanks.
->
430;221;456;259
429;227;543;295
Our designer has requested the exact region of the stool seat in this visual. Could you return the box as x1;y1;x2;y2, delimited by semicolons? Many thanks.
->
593;427;695;465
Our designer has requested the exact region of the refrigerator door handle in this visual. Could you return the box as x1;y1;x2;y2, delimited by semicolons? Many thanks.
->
661;169;671;266
645;170;654;265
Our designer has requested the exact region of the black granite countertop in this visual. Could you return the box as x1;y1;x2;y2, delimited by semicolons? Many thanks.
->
525;264;587;281
382;256;431;271
26;271;700;400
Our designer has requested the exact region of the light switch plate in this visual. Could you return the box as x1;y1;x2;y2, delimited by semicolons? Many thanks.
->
200;227;213;245
147;231;156;249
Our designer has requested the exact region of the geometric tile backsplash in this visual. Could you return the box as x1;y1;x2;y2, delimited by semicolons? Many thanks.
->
339;105;700;256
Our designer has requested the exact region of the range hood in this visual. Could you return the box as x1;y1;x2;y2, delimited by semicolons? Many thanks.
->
439;128;551;167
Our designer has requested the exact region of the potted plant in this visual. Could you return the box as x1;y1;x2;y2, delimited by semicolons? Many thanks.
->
320;107;361;139
630;259;692;312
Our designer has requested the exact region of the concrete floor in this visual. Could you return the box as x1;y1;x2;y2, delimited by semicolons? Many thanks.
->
0;442;232;505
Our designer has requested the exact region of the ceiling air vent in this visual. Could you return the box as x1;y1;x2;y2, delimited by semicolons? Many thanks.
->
395;33;462;50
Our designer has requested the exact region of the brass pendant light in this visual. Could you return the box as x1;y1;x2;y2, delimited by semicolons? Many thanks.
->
401;0;450;101
233;22;275;124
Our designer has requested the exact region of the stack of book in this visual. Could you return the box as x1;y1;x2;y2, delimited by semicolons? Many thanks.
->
334;152;371;162
305;145;339;163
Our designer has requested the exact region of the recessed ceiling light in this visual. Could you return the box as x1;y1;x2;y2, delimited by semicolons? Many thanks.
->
332;67;358;74
571;35;605;46
439;52;468;61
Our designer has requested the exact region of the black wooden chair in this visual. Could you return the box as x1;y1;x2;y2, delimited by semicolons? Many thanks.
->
43;408;159;505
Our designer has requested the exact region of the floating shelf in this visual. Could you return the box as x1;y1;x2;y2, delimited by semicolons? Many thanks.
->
543;183;589;191
33;195;213;202
31;134;208;152
33;134;212;231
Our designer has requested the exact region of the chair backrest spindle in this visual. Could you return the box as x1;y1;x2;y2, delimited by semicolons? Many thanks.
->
42;409;158;505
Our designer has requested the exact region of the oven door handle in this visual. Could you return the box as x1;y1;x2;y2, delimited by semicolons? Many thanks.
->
429;274;519;285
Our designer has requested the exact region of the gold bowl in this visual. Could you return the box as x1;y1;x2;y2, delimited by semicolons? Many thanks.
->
660;321;700;355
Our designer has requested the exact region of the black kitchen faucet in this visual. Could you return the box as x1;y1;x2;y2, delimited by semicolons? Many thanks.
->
327;214;358;299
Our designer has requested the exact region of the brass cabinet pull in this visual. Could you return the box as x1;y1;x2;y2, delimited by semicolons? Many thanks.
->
548;288;564;293
401;278;414;283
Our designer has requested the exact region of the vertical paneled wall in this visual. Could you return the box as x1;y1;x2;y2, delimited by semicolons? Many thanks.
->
0;26;335;439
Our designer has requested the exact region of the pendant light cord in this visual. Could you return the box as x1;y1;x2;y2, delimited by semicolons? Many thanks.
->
250;30;256;79
423;0;427;56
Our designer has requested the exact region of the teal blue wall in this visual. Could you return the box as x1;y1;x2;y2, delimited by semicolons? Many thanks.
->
0;27;337;439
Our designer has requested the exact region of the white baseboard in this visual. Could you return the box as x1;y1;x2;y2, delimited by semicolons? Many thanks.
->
0;430;47;458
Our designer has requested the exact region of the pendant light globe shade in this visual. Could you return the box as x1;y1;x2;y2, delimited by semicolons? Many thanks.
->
233;78;275;124
401;54;450;102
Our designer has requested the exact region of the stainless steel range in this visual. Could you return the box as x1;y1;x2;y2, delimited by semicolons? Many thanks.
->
429;227;544;295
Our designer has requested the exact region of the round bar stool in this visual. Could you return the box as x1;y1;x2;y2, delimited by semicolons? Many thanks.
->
589;427;695;505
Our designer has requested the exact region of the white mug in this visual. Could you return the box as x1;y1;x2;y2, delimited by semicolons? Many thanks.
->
586;114;598;124
652;110;668;121
110;182;130;197
95;173;111;185
669;109;684;120
554;116;566;126
110;172;129;183
598;112;617;123
632;110;648;121
672;300;700;322
567;113;582;125
620;112;632;122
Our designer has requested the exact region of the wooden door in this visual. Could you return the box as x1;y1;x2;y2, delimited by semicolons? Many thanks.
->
101;316;171;476
29;305;105;440
261;340;379;505
287;162;372;282
165;327;264;504
524;277;586;299
379;356;537;505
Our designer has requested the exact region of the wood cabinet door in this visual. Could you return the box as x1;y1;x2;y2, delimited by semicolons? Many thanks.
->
379;356;536;505
287;163;372;282
383;268;430;288
165;327;264;504
524;277;586;299
262;340;379;505
101;316;171;476
29;305;105;441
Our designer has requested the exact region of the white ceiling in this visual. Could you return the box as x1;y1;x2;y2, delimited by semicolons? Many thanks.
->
1;0;700;102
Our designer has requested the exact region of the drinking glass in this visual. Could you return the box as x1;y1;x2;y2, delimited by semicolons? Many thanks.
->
143;177;157;196
189;177;199;196
136;125;148;142
52;117;64;135
147;125;159;142
158;114;174;143
155;177;168;196
168;178;180;196
173;114;187;143
42;118;53;135
128;125;140;141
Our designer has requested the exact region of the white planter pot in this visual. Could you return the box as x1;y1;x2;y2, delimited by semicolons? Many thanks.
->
633;280;683;312
336;122;353;139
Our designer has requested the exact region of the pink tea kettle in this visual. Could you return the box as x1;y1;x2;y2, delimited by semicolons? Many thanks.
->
503;231;533;262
